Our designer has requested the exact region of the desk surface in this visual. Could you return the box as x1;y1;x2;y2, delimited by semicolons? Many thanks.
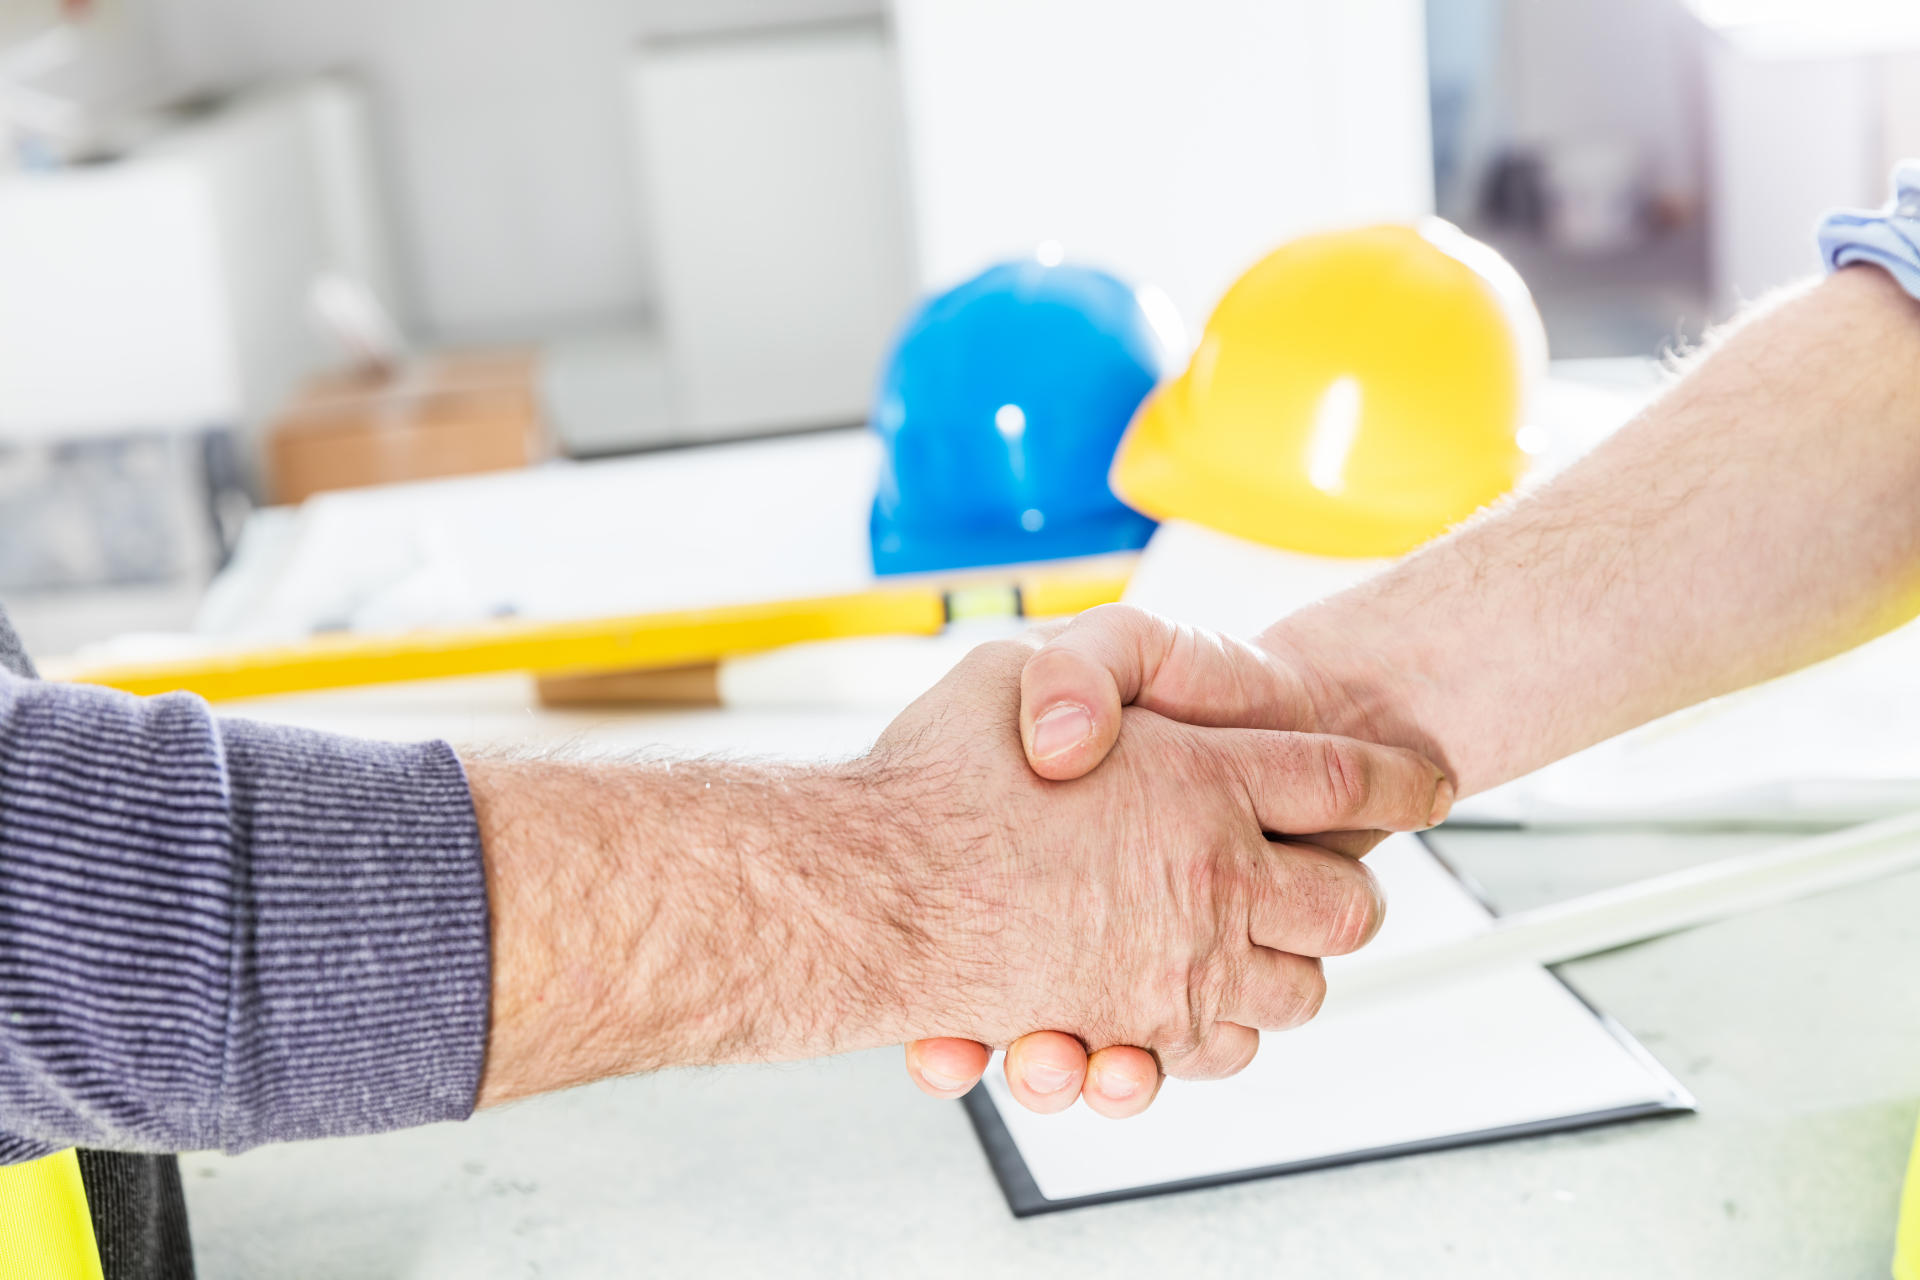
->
179;677;1920;1279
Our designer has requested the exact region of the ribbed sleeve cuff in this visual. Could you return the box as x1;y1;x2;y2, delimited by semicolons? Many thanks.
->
215;719;489;1152
0;676;488;1159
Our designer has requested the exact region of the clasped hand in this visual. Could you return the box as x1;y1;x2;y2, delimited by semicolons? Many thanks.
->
877;605;1449;1119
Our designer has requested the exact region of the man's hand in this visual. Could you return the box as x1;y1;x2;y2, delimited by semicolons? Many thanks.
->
869;627;1445;1116
470;628;1446;1110
902;607;1450;1114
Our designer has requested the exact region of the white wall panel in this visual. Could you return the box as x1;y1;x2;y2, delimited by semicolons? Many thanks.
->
1704;42;1880;307
144;0;885;342
891;0;1434;337
633;21;913;436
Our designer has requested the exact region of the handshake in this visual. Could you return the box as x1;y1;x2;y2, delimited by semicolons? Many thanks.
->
466;595;1452;1114
868;602;1452;1121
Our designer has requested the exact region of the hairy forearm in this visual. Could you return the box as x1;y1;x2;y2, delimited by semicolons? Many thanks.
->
1265;265;1920;794
467;755;937;1106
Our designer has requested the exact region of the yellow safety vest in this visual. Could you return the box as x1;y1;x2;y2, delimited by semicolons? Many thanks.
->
1897;1120;1920;1280
0;1149;103;1280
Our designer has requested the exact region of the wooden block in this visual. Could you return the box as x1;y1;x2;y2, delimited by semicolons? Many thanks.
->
268;350;549;504
537;664;722;708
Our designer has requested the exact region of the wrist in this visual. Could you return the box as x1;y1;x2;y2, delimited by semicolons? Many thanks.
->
1255;615;1457;785
695;758;937;1064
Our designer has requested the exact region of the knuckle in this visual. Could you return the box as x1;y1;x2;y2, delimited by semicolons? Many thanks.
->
1082;601;1154;636
1321;862;1385;955
1241;955;1326;1032
1152;1024;1208;1078
1187;1026;1258;1081
1182;866;1226;934
1160;952;1230;1061
1281;961;1328;1029
957;638;1032;692
1317;738;1372;817
1268;849;1383;956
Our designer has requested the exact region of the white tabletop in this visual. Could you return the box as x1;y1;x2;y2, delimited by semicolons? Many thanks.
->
179;677;1920;1279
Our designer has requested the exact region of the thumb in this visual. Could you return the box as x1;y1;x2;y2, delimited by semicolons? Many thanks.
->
1019;604;1318;781
1019;637;1126;781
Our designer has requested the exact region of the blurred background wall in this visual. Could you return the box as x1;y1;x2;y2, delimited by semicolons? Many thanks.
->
141;0;884;344
2;0;1918;653
1427;0;1711;357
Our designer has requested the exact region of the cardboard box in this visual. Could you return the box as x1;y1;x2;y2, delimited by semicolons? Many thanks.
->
267;351;548;504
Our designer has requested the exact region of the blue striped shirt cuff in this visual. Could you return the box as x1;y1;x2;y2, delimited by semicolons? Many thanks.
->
1819;160;1920;298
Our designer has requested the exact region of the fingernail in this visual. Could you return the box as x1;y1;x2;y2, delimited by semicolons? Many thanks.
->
1021;1061;1075;1094
1428;777;1455;828
919;1066;972;1093
1090;1067;1141;1101
1031;704;1092;759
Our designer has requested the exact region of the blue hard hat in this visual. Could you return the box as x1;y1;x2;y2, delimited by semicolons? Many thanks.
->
870;259;1163;575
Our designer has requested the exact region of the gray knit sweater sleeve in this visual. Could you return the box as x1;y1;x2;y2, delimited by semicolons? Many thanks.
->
0;662;490;1163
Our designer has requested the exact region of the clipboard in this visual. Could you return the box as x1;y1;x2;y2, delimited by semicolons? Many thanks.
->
961;833;1694;1217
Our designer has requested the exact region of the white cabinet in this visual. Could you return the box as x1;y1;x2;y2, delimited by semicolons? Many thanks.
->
631;21;914;441
0;75;396;600
0;75;396;443
0;159;238;438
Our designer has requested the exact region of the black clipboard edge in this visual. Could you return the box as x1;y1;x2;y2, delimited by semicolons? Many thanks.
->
962;1085;1694;1218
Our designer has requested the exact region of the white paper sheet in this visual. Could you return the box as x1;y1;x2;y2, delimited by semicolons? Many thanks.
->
975;835;1688;1206
195;428;886;642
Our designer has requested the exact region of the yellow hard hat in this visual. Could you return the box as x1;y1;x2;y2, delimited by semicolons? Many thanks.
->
1109;220;1545;558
